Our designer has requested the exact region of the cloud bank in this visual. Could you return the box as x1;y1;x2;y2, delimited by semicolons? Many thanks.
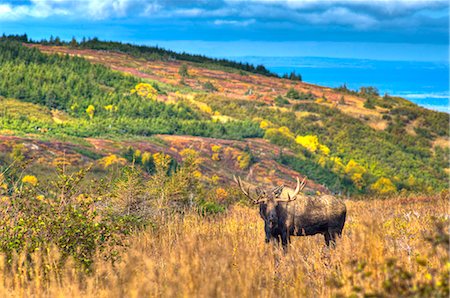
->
0;0;447;32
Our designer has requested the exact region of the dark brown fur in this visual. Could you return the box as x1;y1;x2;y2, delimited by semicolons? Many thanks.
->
259;192;346;250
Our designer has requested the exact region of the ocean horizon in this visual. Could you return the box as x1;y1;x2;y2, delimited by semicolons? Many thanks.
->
228;56;449;113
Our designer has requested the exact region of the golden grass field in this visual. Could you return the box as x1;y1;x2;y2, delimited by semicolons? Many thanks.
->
0;194;448;298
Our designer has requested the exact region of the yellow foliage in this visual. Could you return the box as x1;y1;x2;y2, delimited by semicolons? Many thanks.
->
295;135;319;152
22;175;38;186
86;105;95;119
75;194;94;204
197;102;213;114
142;152;152;164
180;148;199;162
98;155;127;168
131;83;158;100
10;143;26;162
0;173;7;190
278;126;294;138
52;157;71;167
330;156;345;174
52;110;71;124
294;135;330;155
237;153;251;170
371;177;397;195
133;149;142;159
70;103;79;111
351;173;365;190
215;188;228;201
104;104;118;112
407;175;416;187
318;156;327;167
345;159;366;175
211;175;220;184
211;145;221;161
211;145;221;153
153;152;171;168
259;120;274;129
193;170;202;178
264;127;296;144
319;144;330;155
345;160;367;189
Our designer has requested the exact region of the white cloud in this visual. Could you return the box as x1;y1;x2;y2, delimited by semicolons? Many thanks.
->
0;4;13;17
172;8;205;17
300;7;378;29
213;19;256;26
0;0;150;20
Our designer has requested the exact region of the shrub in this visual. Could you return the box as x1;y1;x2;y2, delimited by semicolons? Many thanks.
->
131;83;158;100
274;95;289;106
86;105;95;119
364;98;375;109
371;177;397;195
0;166;127;272
203;81;217;92
286;88;300;99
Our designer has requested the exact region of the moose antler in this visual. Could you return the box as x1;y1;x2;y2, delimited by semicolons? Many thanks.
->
277;176;307;202
233;175;262;204
271;184;285;197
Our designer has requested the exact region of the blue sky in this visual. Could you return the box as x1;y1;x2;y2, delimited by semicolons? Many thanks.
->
0;0;448;61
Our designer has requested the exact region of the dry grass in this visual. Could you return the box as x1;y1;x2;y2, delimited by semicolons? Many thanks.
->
0;195;447;297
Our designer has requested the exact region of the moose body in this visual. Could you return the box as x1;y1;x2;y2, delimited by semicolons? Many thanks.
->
262;193;346;248
235;176;347;250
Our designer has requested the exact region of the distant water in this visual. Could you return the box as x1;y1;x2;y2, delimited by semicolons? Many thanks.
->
229;56;449;113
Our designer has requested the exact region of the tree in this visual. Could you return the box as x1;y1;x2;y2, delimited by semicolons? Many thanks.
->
69;37;78;48
179;63;189;77
284;71;302;81
359;86;379;97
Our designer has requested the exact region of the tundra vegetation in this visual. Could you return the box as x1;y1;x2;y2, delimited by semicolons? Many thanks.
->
0;159;448;297
0;34;448;296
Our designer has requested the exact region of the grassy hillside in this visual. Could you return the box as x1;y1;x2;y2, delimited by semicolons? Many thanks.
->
0;37;447;195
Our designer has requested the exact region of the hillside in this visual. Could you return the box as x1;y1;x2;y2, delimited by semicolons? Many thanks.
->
0;36;448;195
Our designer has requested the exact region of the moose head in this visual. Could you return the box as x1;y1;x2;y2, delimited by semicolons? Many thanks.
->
234;176;306;242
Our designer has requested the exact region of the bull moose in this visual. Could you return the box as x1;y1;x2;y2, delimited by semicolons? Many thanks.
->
234;176;346;250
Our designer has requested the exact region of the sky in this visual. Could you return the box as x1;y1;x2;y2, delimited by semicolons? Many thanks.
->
0;0;448;61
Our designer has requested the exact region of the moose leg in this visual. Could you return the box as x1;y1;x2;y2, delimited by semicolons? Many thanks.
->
324;230;337;248
281;230;289;253
264;222;272;243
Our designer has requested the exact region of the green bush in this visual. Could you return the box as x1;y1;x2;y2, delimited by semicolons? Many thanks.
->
274;95;289;106
0;166;128;272
286;88;300;99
